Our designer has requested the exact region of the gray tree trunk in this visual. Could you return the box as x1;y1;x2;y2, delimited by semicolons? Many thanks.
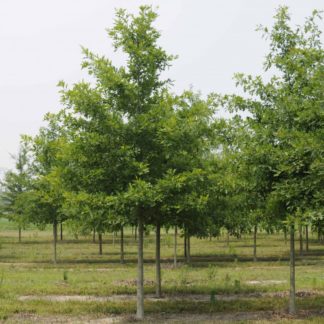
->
60;222;63;241
186;233;191;263
120;226;124;264
284;227;287;245
289;224;296;315
155;222;161;298
299;225;303;256
184;232;187;258
305;225;309;252
253;225;257;262
174;226;177;267
98;233;103;255
53;220;58;264
18;226;22;243
136;215;144;319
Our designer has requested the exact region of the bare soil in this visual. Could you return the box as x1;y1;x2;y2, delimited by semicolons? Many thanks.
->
17;290;324;303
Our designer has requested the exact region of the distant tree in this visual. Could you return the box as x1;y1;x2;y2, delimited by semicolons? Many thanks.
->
24;115;68;264
0;139;32;242
222;7;324;314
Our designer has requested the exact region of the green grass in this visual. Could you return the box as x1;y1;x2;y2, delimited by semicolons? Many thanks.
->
0;218;323;322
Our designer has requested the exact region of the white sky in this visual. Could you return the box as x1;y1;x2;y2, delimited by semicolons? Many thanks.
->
0;0;323;170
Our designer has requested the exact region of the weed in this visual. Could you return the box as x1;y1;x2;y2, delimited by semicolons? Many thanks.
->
234;279;241;293
207;264;217;281
210;289;216;304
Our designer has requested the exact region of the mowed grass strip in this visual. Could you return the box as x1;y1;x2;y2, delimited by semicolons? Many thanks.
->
0;296;324;319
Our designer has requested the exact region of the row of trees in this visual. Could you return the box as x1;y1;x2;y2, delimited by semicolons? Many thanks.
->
1;6;323;319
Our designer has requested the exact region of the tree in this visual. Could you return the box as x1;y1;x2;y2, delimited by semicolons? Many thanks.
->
0;139;32;242
24;115;68;264
222;6;324;314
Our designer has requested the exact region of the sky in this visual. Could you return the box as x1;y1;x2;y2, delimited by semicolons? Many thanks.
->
0;0;323;171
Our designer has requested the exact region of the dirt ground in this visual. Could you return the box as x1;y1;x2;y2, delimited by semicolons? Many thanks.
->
17;290;324;303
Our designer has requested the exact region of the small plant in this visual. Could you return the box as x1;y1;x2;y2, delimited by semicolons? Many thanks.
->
210;289;217;304
178;265;190;286
207;264;217;281
224;273;231;289
164;235;172;248
63;271;68;282
228;245;237;256
234;279;241;293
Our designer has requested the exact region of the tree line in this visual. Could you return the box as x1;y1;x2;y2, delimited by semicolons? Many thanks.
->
0;6;323;319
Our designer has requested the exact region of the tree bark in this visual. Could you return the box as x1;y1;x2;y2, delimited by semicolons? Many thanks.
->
174;225;177;267
253;225;257;262
18;226;22;243
60;222;63;241
186;233;191;263
289;224;296;315
136;215;144;320
299;225;303;256
284;227;287;245
93;228;96;243
98;233;103;255
135;225;137;241
305;225;309;252
155;222;161;298
53;220;58;264
120;226;124;264
184;230;187;258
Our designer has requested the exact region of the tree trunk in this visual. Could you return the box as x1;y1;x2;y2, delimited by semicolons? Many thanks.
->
253;225;257;262
120;226;124;264
289;224;296;315
98;233;103;255
184;231;187;258
284;227;287;245
186;233;191;263
93;228;96;243
299;225;303;256
18;226;22;243
53;220;58;264
60;222;63;241
136;215;144;320
174;226;177;267
135;225;137;241
113;231;115;247
155;222;161;298
305;225;309;252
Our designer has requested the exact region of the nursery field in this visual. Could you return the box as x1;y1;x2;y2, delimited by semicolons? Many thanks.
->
0;219;323;323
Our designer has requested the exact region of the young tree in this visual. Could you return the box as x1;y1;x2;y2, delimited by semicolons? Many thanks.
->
0;139;31;242
222;7;324;314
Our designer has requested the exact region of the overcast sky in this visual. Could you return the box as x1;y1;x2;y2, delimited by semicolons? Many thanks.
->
0;0;323;170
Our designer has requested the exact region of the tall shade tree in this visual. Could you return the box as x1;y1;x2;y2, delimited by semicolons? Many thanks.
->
222;7;324;314
57;6;176;319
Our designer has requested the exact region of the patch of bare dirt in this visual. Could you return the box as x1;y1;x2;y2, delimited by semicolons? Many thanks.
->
17;290;324;303
113;279;155;287
246;280;287;285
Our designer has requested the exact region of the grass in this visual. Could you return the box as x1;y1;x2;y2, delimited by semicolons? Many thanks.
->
0;218;323;322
